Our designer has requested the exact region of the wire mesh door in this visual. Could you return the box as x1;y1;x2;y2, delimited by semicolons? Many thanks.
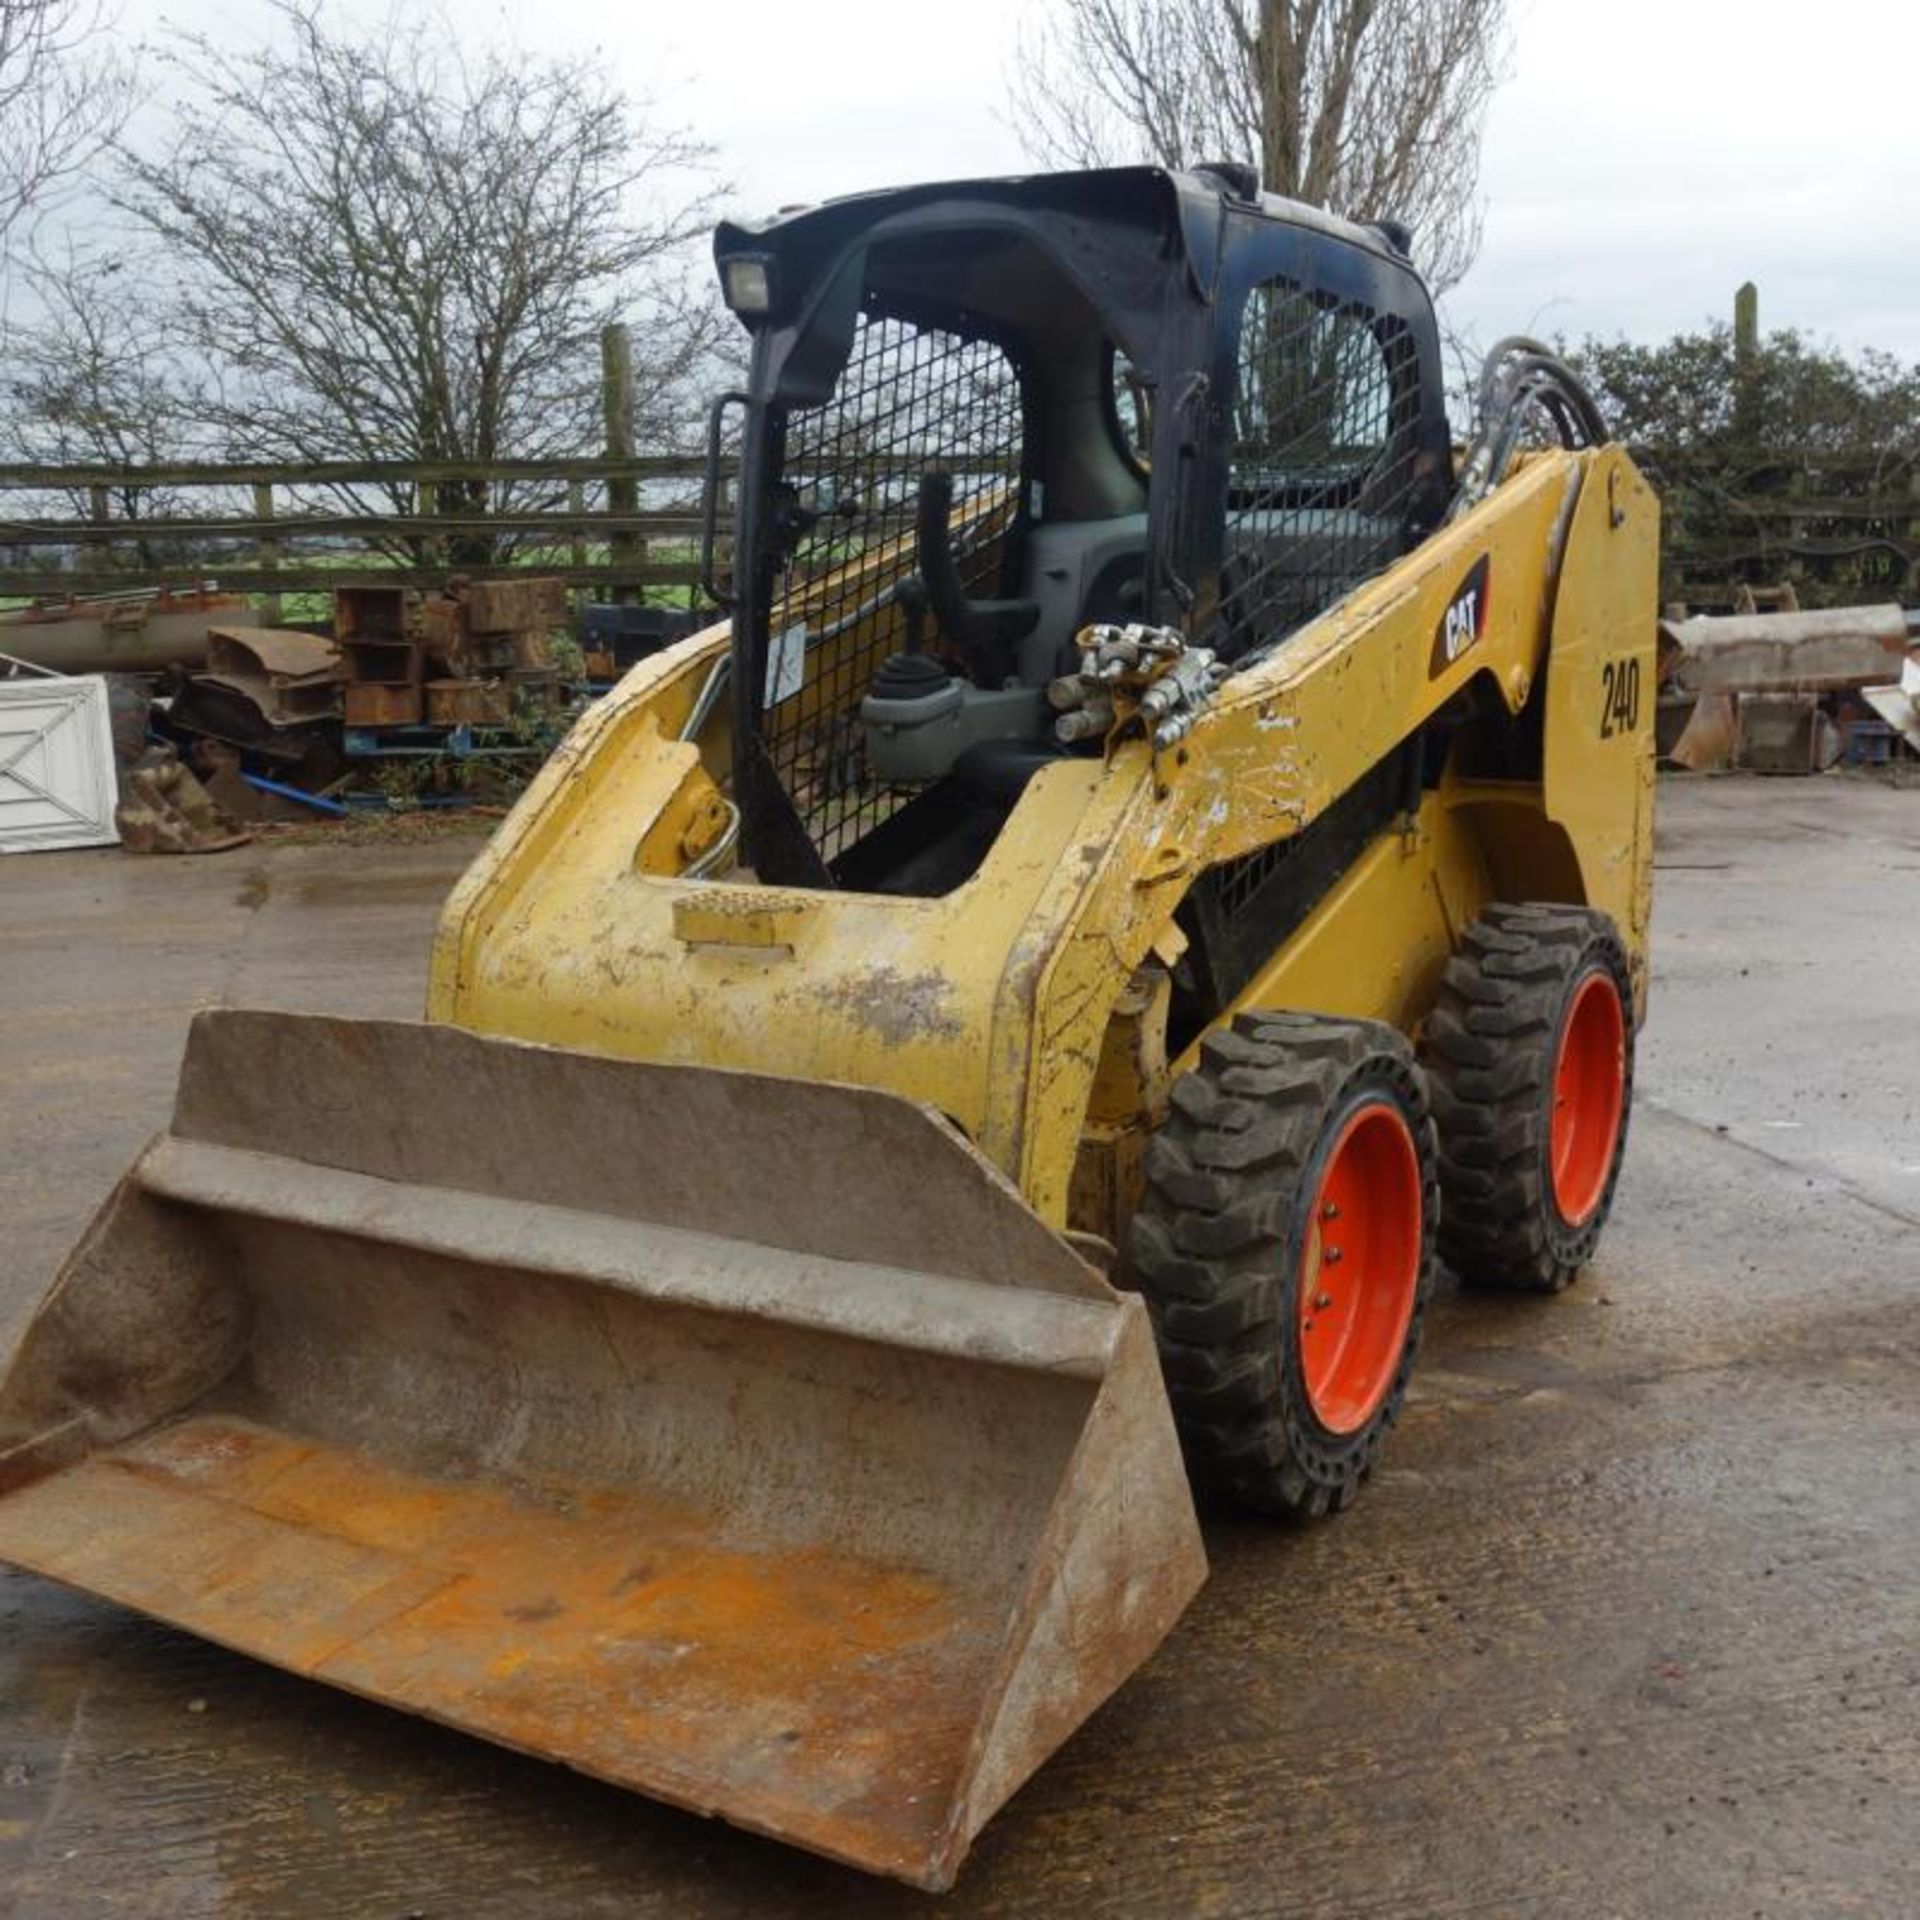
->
1220;280;1423;661
763;311;1025;866
1198;279;1427;926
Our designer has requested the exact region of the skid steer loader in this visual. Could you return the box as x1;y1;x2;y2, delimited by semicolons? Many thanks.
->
0;166;1656;1890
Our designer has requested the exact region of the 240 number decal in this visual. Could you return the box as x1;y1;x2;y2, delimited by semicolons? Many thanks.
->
1599;656;1642;739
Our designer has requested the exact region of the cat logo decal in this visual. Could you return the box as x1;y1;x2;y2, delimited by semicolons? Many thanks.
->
1431;554;1491;676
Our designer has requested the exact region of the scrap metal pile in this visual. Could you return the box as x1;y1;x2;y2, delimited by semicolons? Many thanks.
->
1;578;711;855
152;577;576;818
1658;591;1920;773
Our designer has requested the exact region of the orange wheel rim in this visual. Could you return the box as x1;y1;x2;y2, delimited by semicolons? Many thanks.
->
1550;970;1626;1227
1296;1100;1423;1435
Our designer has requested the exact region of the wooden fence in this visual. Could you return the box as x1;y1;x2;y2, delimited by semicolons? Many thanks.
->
7;446;1916;619
0;453;718;606
1653;453;1920;612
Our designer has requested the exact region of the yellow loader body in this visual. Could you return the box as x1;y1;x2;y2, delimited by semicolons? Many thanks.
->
434;448;1656;1229
0;164;1658;1893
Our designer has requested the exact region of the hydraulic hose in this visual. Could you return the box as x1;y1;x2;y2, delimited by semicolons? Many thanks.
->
1451;336;1611;520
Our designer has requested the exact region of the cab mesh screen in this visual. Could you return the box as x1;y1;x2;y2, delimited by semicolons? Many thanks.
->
1204;283;1425;918
1220;281;1422;663
768;312;1023;863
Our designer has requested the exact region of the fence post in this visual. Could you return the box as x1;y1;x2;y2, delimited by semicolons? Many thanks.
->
603;323;637;606
1732;282;1759;449
87;484;110;586
1907;463;1920;602
252;480;282;624
569;477;588;617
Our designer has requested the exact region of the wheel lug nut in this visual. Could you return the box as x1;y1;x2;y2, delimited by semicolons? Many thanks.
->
1324;1246;1343;1265
1314;1292;1332;1310
1321;1201;1341;1221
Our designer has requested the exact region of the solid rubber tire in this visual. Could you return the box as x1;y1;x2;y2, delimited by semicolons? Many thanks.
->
1424;902;1636;1294
1127;1011;1440;1518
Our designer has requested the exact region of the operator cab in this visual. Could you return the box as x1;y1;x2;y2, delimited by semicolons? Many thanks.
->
708;167;1452;894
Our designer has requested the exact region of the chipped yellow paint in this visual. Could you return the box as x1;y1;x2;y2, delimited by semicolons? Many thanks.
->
430;448;1657;1226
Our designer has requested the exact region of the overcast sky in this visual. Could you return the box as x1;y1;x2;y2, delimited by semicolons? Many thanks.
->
125;0;1918;358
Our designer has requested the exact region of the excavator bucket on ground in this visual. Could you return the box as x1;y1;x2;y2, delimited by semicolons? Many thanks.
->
0;1011;1206;1891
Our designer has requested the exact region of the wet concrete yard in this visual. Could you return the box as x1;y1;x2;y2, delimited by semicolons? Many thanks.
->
1;778;1915;1918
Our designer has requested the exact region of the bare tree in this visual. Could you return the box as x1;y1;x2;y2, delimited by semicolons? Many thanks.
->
110;1;727;544
1;246;186;471
0;244;204;575
1009;0;1508;293
0;0;132;253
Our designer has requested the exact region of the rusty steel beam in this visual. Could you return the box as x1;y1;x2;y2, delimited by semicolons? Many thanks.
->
1660;604;1919;695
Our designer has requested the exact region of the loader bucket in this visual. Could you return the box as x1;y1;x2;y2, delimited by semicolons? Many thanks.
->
0;1012;1205;1890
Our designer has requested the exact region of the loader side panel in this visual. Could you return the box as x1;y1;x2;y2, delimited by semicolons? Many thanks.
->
1541;447;1661;1012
